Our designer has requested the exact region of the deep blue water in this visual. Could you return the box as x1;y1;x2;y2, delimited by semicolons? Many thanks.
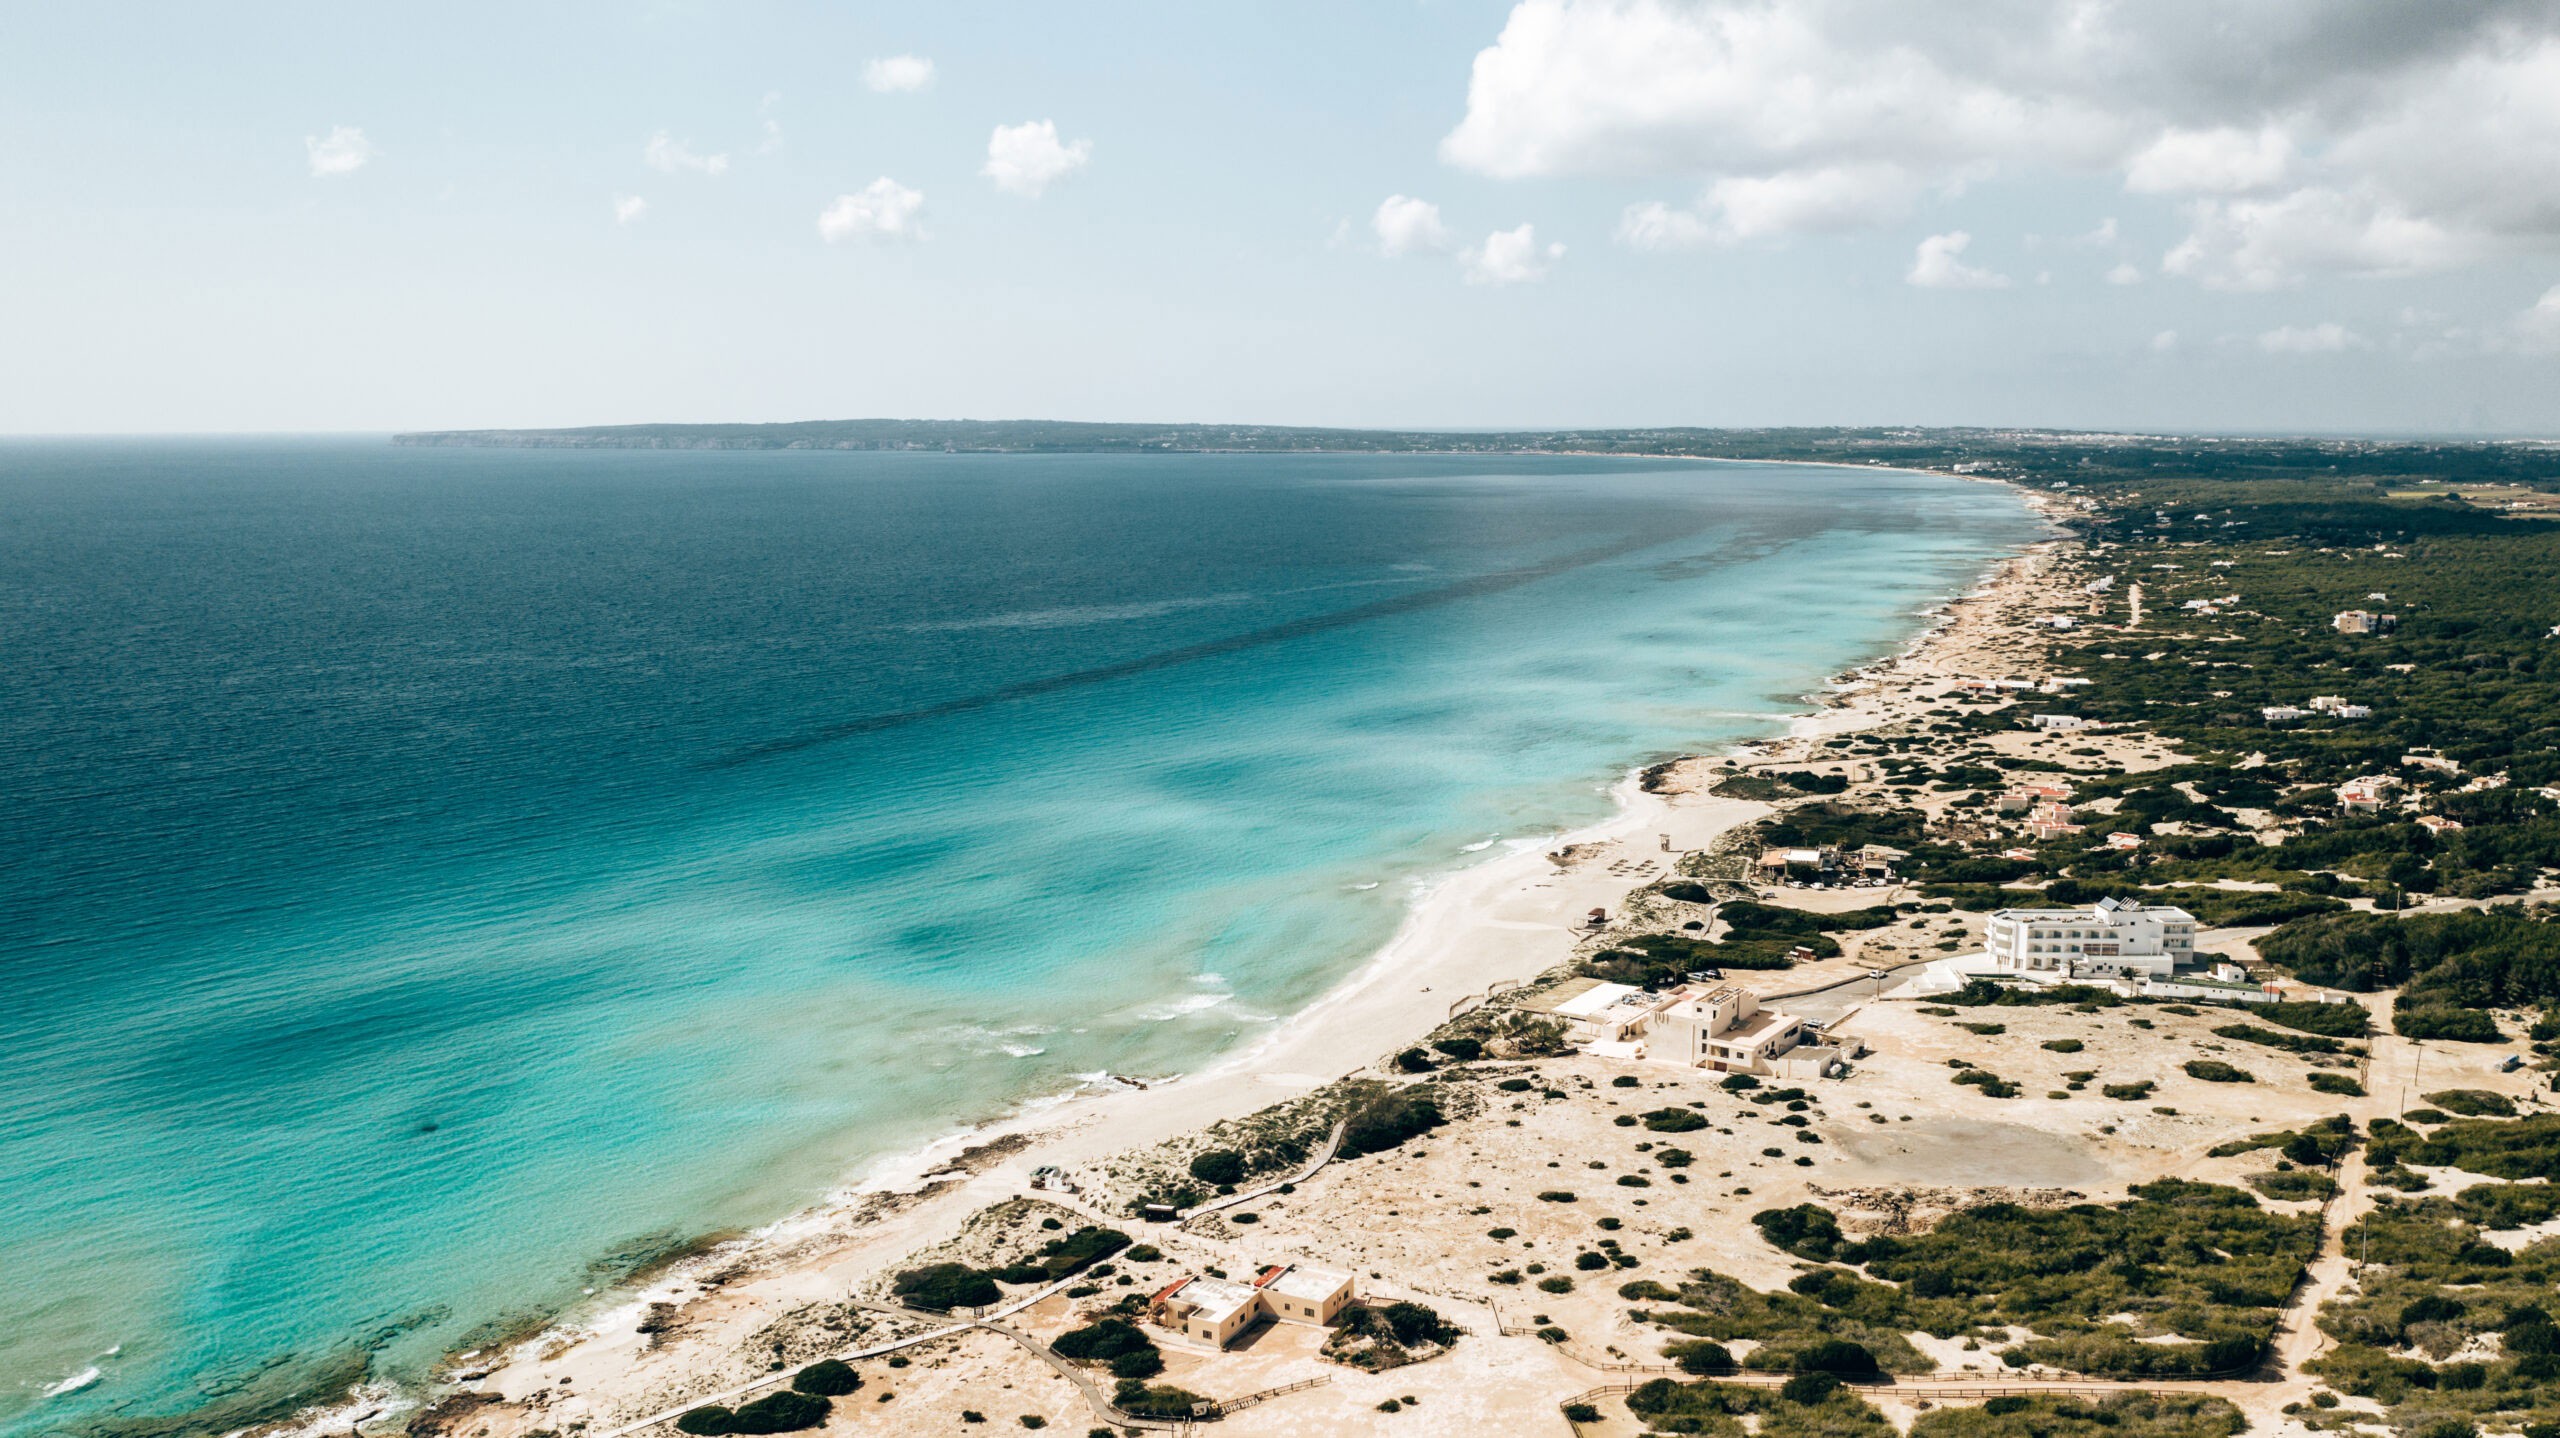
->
0;442;2041;1433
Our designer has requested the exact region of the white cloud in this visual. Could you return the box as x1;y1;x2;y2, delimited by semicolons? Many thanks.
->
818;178;925;243
305;125;377;179
1618;165;1918;250
983;120;1091;197
613;195;648;225
864;55;935;93
1373;195;1453;256
2104;261;2144;285
2150;329;2180;352
2077;217;2121;247
1907;230;2008;289
2163;187;2467;290
1462;223;1564;285
1439;1;2560;286
2257;322;2368;354
2124;126;2293;195
645;131;729;177
1617;200;1721;251
2514;284;2560;354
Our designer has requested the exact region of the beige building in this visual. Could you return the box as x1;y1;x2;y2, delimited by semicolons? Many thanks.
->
1252;1264;1355;1326
1151;1265;1356;1349
1151;1276;1265;1348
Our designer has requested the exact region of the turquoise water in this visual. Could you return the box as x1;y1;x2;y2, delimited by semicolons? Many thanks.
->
0;444;2041;1434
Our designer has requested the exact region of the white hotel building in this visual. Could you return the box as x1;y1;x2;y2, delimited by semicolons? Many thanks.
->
1984;897;2198;981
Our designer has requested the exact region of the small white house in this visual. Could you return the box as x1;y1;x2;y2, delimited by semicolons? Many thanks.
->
2030;713;2087;732
2262;706;2308;724
1650;985;1824;1076
1985;897;2197;981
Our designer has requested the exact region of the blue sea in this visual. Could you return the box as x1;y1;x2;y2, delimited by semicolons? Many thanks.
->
0;442;2041;1434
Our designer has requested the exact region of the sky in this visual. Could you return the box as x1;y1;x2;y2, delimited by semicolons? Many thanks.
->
5;0;2560;435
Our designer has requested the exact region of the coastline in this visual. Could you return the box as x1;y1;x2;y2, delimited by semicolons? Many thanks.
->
280;470;2071;1438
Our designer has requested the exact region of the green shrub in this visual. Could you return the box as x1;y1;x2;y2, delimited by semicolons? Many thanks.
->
2309;1072;2366;1096
2258;1000;2372;1038
1954;1069;2022;1098
2424;1089;2517;1117
2248;1170;2341;1201
1672;1340;1735;1374
1033;1227;1131;1281
1753;1205;1845;1260
2102;1081;2156;1100
2395;1006;2504;1043
1432;1036;1484;1062
789;1360;860;1396
1052;1317;1153;1363
2043;1039;2086;1053
1110;1382;1209;1420
894;1262;1000;1310
2184;1060;2256;1084
1106;1348;1164;1381
1907;1393;2248;1438
2214;1023;2350;1055
1340;1087;1445;1157
1643;1107;1711;1132
677;1392;832;1435
1187;1149;1246;1186
1781;1372;1844;1404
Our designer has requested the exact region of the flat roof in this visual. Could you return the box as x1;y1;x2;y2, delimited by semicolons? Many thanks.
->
1991;904;2195;924
1258;1265;1352;1303
1167;1275;1261;1325
1545;981;1663;1021
1710;1009;1798;1045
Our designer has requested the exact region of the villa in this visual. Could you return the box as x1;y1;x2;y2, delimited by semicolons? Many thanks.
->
2336;776;2400;814
2333;610;2397;635
1985;896;2198;981
1649;984;1832;1077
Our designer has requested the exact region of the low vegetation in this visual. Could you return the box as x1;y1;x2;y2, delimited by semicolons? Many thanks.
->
1321;1300;1460;1371
1679;1181;2316;1376
1909;1394;2247;1438
1623;1377;1897;1438
2308;1155;2560;1436
675;1392;830;1435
